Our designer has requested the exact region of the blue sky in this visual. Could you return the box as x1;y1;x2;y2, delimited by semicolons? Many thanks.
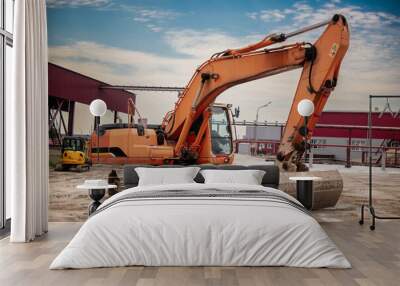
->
47;0;400;125
47;0;400;55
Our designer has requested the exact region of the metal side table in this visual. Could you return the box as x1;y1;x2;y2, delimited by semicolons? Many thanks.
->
289;176;321;210
77;181;117;215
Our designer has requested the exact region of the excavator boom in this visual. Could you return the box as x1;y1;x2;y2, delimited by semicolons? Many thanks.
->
162;14;349;170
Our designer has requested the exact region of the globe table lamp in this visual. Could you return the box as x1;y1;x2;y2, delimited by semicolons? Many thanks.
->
90;99;107;162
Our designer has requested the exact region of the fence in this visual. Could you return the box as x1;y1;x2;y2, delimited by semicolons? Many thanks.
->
309;143;400;168
234;140;400;168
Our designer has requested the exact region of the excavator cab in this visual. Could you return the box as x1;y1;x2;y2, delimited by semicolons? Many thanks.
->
209;105;233;156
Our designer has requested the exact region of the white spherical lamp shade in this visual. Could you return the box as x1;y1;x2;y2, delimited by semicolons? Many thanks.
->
90;99;107;117
297;99;314;117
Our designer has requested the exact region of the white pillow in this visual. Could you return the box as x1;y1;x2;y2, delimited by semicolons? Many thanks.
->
136;167;200;186
200;169;265;185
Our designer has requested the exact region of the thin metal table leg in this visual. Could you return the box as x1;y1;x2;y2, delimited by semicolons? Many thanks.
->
359;204;365;225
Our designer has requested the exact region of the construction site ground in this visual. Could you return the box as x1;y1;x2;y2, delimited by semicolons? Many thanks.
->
49;154;400;224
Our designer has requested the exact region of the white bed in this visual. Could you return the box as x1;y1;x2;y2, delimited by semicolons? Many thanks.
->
50;183;350;269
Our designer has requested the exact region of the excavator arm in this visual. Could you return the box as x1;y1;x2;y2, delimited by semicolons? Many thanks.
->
277;15;349;171
162;14;349;169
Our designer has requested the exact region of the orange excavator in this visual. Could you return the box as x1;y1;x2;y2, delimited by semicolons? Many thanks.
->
90;14;349;171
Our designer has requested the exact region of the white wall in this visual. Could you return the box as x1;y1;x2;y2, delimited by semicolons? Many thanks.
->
243;125;282;141
238;143;251;155
57;102;129;135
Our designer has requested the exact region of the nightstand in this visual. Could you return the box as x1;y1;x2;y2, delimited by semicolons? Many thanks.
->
77;180;117;215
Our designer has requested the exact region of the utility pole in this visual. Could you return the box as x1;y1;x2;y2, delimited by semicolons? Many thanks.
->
254;101;272;155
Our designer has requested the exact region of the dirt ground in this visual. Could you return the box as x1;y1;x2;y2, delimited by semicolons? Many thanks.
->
49;154;400;223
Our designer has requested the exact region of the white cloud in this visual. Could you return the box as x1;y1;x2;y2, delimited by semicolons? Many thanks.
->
294;1;400;28
244;1;400;99
248;1;400;29
293;2;313;13
49;41;198;124
164;29;262;58
106;4;180;32
131;7;180;33
110;4;180;24
133;17;149;23
133;7;179;22
246;12;258;20
147;24;163;33
66;2;180;31
259;10;286;22
49;41;196;84
46;0;111;8
275;1;400;114
247;9;286;22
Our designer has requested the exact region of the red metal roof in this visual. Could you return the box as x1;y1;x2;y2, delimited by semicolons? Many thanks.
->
48;63;135;113
318;111;400;127
314;111;400;140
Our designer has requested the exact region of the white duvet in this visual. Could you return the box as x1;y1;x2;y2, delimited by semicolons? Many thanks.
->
50;183;350;269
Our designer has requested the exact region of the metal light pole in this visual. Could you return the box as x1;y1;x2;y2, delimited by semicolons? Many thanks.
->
255;101;272;143
96;117;100;161
304;115;309;165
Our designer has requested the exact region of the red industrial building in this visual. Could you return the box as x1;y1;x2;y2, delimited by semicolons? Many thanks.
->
237;111;400;167
314;111;400;141
48;63;136;145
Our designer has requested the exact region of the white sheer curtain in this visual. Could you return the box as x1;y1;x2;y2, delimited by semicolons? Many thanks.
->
7;0;48;242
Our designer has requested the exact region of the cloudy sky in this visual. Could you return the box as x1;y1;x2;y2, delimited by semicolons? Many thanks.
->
47;0;400;129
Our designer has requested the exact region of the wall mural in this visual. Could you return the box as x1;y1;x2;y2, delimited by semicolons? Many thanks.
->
46;0;400;222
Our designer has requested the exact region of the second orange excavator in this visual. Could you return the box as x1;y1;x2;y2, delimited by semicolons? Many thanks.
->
90;14;349;171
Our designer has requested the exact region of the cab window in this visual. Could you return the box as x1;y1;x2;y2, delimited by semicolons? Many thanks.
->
209;107;233;155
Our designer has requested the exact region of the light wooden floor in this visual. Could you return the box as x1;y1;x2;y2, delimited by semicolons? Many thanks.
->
1;220;399;286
